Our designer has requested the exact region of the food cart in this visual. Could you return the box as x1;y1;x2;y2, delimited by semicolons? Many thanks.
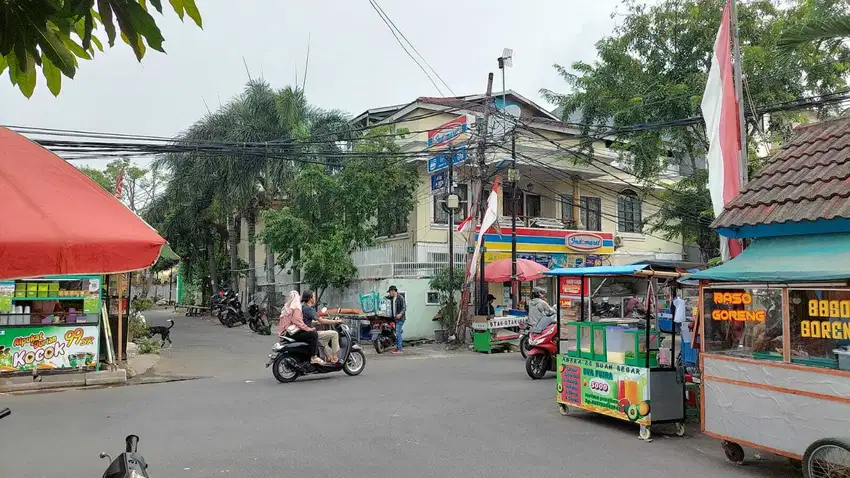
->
546;264;686;440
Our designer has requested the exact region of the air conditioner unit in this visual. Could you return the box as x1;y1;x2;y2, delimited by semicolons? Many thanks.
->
614;235;624;249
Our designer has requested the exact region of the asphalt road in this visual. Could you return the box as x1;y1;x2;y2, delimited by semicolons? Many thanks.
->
1;310;798;477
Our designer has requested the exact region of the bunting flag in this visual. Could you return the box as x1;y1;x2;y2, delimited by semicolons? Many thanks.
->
701;0;743;262
456;215;472;232
467;178;501;280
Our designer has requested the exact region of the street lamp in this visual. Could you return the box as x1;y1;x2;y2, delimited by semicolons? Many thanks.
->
498;48;518;308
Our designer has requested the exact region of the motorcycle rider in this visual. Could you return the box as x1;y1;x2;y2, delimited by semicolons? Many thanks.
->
300;290;343;363
278;290;325;365
527;287;555;328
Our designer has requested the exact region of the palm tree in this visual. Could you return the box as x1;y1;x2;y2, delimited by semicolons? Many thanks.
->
778;16;850;50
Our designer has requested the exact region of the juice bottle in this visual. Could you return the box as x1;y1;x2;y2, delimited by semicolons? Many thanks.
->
625;380;638;404
617;380;626;402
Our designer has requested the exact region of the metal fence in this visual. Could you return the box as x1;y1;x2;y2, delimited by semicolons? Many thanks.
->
351;242;468;279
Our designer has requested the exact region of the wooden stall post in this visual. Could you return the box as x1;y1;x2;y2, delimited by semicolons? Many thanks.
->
117;274;124;366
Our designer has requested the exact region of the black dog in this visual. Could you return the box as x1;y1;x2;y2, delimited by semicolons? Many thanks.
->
146;319;174;348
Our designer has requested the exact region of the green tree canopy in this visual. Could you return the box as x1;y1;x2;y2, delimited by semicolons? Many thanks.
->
1;0;202;97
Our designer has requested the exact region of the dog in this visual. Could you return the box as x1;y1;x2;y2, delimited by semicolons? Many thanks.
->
146;319;175;348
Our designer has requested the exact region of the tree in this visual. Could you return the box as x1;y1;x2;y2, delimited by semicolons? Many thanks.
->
261;127;418;300
1;0;202;97
779;2;850;50
542;0;850;258
429;266;464;333
78;165;113;191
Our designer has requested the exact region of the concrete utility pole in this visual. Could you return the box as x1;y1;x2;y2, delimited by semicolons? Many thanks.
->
476;74;494;315
455;73;494;341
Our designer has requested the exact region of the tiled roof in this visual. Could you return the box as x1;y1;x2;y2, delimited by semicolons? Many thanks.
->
713;117;850;229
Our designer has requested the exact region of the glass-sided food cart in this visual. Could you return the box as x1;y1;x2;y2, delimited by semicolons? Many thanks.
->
546;264;686;440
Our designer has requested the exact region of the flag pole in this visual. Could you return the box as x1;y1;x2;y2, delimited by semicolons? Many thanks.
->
730;0;748;186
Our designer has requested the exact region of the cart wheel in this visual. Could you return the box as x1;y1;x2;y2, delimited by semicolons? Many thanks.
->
675;422;686;437
803;438;850;478
558;404;570;416
639;426;652;441
722;441;745;464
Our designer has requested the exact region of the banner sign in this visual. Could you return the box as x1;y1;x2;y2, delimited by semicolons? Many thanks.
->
427;147;468;174
557;356;651;425
0;325;100;372
427;116;468;148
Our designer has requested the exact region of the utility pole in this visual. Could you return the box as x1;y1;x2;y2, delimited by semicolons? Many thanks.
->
477;74;494;315
498;49;517;308
456;73;494;340
730;0;748;186
447;147;456;320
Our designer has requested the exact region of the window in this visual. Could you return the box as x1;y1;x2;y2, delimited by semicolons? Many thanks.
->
561;196;602;231
502;184;523;217
525;194;541;218
788;289;850;369
702;288;784;360
426;291;440;306
618;189;642;233
433;184;468;224
378;209;408;236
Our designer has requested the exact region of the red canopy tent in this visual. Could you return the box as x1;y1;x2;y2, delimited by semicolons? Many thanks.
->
0;127;168;280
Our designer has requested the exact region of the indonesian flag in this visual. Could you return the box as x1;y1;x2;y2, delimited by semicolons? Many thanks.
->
701;0;743;262
456;215;473;232
467;179;500;280
114;167;125;200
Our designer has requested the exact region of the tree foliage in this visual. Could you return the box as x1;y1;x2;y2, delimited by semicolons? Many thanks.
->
1;0;202;97
542;0;850;258
261;126;418;298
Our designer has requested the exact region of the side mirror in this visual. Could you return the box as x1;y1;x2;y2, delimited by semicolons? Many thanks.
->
321;307;328;314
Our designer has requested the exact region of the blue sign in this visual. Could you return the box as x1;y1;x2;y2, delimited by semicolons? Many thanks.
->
427;147;467;174
430;171;446;192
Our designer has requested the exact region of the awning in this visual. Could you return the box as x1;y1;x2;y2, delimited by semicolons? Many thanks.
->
0;127;168;280
688;233;850;282
545;264;649;277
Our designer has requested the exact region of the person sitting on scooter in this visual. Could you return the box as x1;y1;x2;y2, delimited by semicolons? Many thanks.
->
278;290;325;365
527;287;555;328
300;290;343;363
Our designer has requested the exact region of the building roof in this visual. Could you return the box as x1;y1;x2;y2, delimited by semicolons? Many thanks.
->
713;117;850;230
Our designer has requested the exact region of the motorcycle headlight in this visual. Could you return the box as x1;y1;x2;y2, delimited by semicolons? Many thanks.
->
272;343;284;351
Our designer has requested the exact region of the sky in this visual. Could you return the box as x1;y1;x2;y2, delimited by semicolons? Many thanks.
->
0;0;624;149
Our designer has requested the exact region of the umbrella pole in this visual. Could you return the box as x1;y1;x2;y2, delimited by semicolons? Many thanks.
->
117;274;124;366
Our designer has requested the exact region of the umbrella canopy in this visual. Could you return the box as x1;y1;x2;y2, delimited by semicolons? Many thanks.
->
479;258;549;283
0;128;168;280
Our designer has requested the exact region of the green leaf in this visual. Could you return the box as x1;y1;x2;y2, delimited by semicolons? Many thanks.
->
149;0;163;13
90;34;104;52
15;53;37;97
182;0;202;27
82;12;93;50
62;37;91;60
97;0;117;46
168;0;185;20
42;55;62;96
18;11;77;77
116;0;166;52
0;55;7;76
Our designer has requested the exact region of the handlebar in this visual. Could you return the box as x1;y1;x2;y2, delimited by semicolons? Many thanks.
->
125;435;139;453
0;408;9;420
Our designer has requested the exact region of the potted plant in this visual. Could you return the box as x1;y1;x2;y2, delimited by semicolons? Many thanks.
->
429;266;463;343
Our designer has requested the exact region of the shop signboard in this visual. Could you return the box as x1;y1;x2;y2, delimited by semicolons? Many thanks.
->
557;356;651;425
430;170;446;192
427;116;468;148
0;325;99;372
559;277;590;298
565;232;604;252
427;147;468;174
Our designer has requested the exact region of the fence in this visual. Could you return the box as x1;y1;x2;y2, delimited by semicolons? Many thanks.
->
351;242;468;279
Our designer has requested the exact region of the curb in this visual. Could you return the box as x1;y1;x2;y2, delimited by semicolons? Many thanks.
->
0;369;127;393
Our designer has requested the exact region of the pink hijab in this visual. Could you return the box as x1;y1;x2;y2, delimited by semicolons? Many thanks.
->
278;290;301;334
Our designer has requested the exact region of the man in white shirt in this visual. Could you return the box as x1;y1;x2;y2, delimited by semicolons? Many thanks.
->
671;290;691;343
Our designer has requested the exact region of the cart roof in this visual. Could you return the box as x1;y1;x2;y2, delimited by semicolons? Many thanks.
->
688;232;850;282
545;264;648;277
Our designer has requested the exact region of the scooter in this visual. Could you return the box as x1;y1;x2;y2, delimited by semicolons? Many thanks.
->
266;310;366;383
99;435;150;478
221;290;247;328
371;317;397;354
525;316;557;379
246;293;271;335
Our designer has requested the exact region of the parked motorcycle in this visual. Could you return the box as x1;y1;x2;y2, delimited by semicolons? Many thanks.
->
525;316;557;379
221;290;247;328
246;292;272;335
518;322;531;359
211;289;227;325
371;317;397;354
266;313;366;383
100;434;150;478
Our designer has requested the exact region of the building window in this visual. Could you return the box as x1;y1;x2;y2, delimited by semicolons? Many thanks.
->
618;189;642;233
434;184;468;224
562;196;602;231
525;194;541;218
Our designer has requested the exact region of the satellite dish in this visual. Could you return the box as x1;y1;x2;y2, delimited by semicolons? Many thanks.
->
489;104;521;139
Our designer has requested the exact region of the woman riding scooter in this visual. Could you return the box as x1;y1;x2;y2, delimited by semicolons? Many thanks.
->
300;290;343;363
527;287;555;328
278;290;325;365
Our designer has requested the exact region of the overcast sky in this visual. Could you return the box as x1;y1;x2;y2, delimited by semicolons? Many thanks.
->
0;0;624;144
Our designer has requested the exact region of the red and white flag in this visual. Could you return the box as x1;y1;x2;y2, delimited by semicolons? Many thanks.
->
456;215;473;232
113;167;125;200
701;0;743;262
468;179;501;280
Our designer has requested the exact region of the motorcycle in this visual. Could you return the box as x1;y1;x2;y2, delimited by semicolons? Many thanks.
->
221;290;247;328
525;316;557;379
592;297;620;318
518;322;531;359
246;292;272;335
266;310;366;383
100;435;150;478
370;316;397;354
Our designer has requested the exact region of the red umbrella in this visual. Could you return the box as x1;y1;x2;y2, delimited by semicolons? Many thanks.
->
478;258;549;283
0;128;168;279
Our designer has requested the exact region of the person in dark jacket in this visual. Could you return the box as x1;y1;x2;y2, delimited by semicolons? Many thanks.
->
388;285;406;354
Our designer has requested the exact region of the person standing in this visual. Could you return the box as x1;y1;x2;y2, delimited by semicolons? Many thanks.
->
388;285;406;355
672;289;689;342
